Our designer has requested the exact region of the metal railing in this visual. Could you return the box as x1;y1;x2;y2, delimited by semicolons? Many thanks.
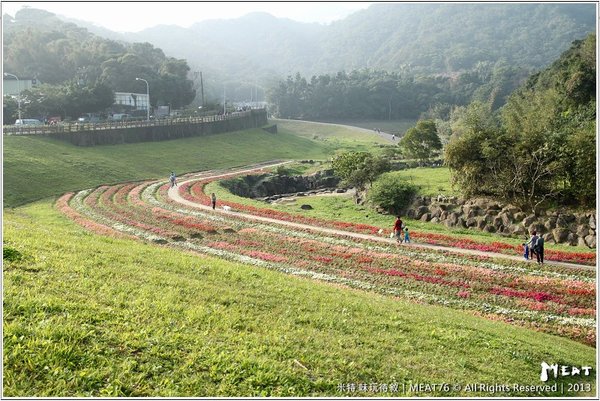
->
2;109;263;135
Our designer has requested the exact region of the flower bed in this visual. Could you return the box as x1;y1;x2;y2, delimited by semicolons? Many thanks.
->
181;175;596;265
58;169;597;346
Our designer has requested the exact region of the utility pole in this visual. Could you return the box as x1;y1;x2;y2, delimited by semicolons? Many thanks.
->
200;71;205;108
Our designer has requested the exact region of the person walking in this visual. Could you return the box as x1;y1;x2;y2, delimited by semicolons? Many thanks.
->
534;235;545;265
211;192;217;210
393;216;404;244
522;236;530;261
169;172;177;188
403;226;410;243
526;231;539;260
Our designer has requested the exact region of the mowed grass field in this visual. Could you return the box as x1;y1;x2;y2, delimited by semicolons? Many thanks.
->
3;120;597;396
3;201;596;397
2;129;328;207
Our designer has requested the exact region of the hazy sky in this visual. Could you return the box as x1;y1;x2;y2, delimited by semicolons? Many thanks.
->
2;1;374;32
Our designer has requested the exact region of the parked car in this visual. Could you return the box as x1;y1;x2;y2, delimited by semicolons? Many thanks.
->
15;119;43;126
110;113;131;121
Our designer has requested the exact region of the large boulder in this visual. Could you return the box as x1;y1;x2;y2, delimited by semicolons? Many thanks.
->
544;217;557;231
542;232;555;243
576;225;589;237
420;213;432;222
584;234;596;248
522;214;537;227
476;217;487;230
510;224;527;236
552;228;570;243
528;223;546;235
577;236;588;248
466;217;478;228
483;224;497;233
566;233;578;246
414;206;430;220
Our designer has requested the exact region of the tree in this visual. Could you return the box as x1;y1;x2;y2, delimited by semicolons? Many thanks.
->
368;172;419;215
400;120;442;163
332;151;391;191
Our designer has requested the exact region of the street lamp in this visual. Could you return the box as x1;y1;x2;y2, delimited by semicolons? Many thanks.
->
135;77;150;121
4;73;21;122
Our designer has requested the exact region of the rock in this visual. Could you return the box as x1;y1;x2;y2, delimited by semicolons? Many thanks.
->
577;236;588;248
557;213;576;227
440;211;448;220
500;212;512;227
577;214;588;225
430;217;440;223
544;217;557;231
300;204;313;210
514;212;526;222
335;188;346;193
501;205;521;215
493;216;504;228
576;225;589;237
456;217;467;228
567;233;578;246
466;217;478;228
483;225;496;233
420;213;432;222
589;215;596;230
430;206;442;219
476;217;487;230
542;232;554;243
510;225;526;236
584;234;596;248
528;223;546;235
522;214;536;227
414;206;430;220
552;228;570;243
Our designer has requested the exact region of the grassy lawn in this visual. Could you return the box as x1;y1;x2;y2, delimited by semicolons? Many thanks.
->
3;128;334;207
4;119;399;208
3;200;595;397
392;167;459;197
299;118;417;135
274;119;390;150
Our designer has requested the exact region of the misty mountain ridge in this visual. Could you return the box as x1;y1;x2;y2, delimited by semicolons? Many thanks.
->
3;3;595;87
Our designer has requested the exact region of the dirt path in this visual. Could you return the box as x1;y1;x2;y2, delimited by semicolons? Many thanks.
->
275;118;397;143
168;162;593;270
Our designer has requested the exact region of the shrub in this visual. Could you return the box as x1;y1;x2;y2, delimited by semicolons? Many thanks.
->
3;246;22;262
368;172;418;214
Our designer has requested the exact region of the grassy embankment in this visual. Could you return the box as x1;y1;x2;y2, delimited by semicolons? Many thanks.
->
3;122;389;207
3;201;596;397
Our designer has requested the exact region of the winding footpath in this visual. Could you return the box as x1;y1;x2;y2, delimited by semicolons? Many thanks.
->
168;161;594;270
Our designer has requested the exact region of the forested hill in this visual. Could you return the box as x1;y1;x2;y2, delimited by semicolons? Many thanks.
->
77;3;594;79
2;8;196;110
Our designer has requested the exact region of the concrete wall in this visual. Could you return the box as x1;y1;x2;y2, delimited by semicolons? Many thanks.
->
44;109;268;146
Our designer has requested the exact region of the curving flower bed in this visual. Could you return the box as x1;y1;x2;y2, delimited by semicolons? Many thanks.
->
180;175;596;266
57;168;597;346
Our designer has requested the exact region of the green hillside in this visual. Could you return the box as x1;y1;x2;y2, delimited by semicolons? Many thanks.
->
3;201;595;396
3;122;388;207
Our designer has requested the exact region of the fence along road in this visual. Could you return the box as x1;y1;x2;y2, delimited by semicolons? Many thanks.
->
2;109;263;136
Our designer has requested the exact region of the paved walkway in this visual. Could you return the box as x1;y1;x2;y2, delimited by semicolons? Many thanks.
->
168;162;594;270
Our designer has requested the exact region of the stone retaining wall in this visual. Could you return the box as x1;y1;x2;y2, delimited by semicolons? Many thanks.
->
406;196;596;248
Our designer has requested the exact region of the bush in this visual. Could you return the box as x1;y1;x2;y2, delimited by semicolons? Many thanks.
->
368;172;419;214
3;247;22;262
